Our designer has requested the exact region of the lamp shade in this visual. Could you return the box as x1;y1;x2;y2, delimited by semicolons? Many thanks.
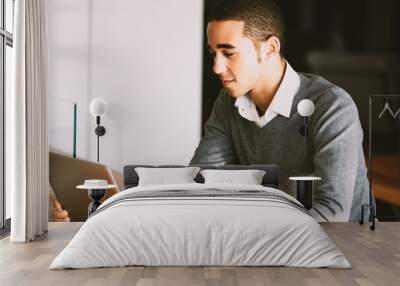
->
297;99;315;117
90;98;107;117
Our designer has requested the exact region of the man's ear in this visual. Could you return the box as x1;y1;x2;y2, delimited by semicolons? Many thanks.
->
260;36;281;60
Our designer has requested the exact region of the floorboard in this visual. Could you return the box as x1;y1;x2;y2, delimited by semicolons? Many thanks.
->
0;222;399;286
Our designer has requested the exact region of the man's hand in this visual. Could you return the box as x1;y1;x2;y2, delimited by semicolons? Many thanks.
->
51;198;70;222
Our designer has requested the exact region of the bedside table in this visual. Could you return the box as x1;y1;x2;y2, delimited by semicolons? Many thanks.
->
76;184;117;216
289;176;321;210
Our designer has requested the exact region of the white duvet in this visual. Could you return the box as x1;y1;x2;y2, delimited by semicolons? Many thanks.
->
50;183;351;269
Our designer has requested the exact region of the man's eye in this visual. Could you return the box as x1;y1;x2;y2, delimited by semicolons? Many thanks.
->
224;53;235;58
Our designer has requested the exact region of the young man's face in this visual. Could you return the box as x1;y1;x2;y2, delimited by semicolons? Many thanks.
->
207;20;265;97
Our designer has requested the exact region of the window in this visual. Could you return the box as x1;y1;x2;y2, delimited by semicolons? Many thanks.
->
1;0;14;234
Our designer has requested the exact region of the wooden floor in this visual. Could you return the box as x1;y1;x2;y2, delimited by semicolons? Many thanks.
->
0;222;399;286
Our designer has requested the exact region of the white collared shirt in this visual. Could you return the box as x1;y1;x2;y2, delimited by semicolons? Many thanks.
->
234;62;300;127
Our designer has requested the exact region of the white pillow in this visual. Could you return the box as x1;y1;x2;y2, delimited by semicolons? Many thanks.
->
200;169;266;185
135;167;201;186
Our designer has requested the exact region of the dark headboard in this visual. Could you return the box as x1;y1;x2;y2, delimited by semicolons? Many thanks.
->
123;165;279;190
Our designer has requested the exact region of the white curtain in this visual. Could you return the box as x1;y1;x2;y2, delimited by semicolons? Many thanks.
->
9;0;49;242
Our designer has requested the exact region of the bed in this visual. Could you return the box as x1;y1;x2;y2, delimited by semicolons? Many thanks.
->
49;165;350;269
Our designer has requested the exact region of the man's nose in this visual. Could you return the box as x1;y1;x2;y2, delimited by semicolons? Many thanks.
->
213;56;227;75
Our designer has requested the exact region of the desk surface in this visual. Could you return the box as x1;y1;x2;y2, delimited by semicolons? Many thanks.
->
371;155;400;206
0;222;399;286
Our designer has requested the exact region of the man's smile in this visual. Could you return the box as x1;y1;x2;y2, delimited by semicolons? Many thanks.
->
221;78;235;86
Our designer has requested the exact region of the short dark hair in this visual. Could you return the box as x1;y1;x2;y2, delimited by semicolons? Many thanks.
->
208;0;285;56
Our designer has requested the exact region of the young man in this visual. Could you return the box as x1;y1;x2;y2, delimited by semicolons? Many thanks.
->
190;0;370;222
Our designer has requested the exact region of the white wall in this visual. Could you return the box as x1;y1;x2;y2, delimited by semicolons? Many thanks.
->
47;0;203;172
47;0;91;158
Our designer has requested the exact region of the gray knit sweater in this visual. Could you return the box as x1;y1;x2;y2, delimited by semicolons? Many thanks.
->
190;73;370;222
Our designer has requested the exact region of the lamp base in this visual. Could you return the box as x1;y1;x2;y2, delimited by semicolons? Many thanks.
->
95;126;106;136
299;126;306;136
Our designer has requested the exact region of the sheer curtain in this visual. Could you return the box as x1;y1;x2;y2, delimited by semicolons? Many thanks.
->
9;0;49;242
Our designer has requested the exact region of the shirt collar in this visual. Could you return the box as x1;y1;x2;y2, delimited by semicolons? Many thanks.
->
268;61;300;118
234;61;300;120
